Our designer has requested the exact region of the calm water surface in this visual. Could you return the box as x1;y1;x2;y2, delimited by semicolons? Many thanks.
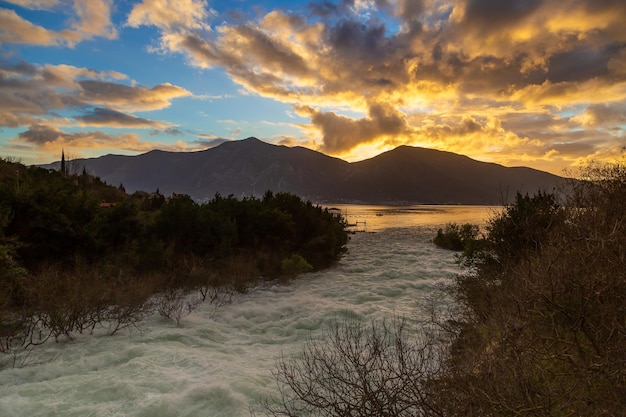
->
0;205;497;417
331;204;498;231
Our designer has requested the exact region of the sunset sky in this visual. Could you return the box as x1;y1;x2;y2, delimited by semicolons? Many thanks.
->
1;0;625;175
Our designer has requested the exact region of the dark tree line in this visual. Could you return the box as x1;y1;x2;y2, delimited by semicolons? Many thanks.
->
0;159;348;359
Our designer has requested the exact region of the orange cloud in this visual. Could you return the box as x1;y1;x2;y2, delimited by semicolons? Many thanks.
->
0;0;116;47
9;123;192;161
127;0;213;31
296;103;410;153
0;8;71;45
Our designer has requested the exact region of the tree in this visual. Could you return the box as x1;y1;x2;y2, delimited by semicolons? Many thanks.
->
264;319;445;417
60;149;66;175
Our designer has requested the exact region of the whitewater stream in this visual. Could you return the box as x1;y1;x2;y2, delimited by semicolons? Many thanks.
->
0;205;495;417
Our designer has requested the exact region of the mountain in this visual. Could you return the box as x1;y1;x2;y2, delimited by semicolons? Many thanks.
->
42;137;566;205
341;145;565;204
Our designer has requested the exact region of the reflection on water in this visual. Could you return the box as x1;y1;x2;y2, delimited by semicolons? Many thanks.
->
326;204;502;232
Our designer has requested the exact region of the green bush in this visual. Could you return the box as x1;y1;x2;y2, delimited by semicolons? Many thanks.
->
433;222;480;252
280;254;313;276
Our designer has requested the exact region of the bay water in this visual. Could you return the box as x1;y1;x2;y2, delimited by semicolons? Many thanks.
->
0;205;496;417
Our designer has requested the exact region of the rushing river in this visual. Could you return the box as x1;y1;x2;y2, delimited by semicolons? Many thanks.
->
0;205;496;417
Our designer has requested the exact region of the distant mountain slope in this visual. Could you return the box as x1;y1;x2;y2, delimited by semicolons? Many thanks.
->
41;138;566;205
342;145;564;204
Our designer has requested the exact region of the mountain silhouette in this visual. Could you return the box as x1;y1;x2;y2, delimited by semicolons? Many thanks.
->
43;137;566;205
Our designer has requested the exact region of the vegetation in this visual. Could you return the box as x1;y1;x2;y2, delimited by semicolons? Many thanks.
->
0;158;348;358
264;318;444;417
433;222;480;252
267;163;626;416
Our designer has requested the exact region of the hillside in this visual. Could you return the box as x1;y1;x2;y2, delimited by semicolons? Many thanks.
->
41;138;565;205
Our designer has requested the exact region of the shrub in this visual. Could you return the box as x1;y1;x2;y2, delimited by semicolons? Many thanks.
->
433;222;480;252
442;170;626;416
280;254;313;276
264;319;444;417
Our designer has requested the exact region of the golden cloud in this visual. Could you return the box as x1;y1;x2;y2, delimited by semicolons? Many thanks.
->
0;8;69;46
127;0;213;31
71;0;117;40
0;0;116;47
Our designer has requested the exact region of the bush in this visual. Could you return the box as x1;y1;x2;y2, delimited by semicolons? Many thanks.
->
443;171;626;415
264;319;444;417
433;222;480;252
280;254;313;276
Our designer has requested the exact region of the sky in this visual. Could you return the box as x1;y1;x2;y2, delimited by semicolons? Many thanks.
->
1;0;625;176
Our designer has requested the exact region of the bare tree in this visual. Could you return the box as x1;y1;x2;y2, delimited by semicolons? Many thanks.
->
155;288;203;326
263;318;446;417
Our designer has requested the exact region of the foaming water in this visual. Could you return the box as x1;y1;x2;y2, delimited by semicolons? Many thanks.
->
0;205;494;417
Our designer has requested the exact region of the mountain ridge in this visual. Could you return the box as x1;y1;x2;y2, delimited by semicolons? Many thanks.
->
41;137;566;205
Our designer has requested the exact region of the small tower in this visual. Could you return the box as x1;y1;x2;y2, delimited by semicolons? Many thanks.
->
60;149;66;175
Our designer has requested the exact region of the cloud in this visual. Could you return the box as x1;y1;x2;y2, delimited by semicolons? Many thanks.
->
0;61;191;126
0;59;193;163
127;0;213;31
0;0;116;47
78;81;192;112
190;137;231;149
573;103;626;127
3;0;59;9
546;45;616;83
162;127;183;136
0;8;72;46
157;0;626;171
454;0;543;35
12;123;189;156
277;136;297;146
298;102;410;153
0;113;39;128
74;108;174;129
3;0;626;174
70;0;117;40
17;123;139;149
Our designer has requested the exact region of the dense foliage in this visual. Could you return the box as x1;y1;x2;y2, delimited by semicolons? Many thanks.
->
433;222;480;252
267;163;626;417
439;173;625;416
0;159;347;356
